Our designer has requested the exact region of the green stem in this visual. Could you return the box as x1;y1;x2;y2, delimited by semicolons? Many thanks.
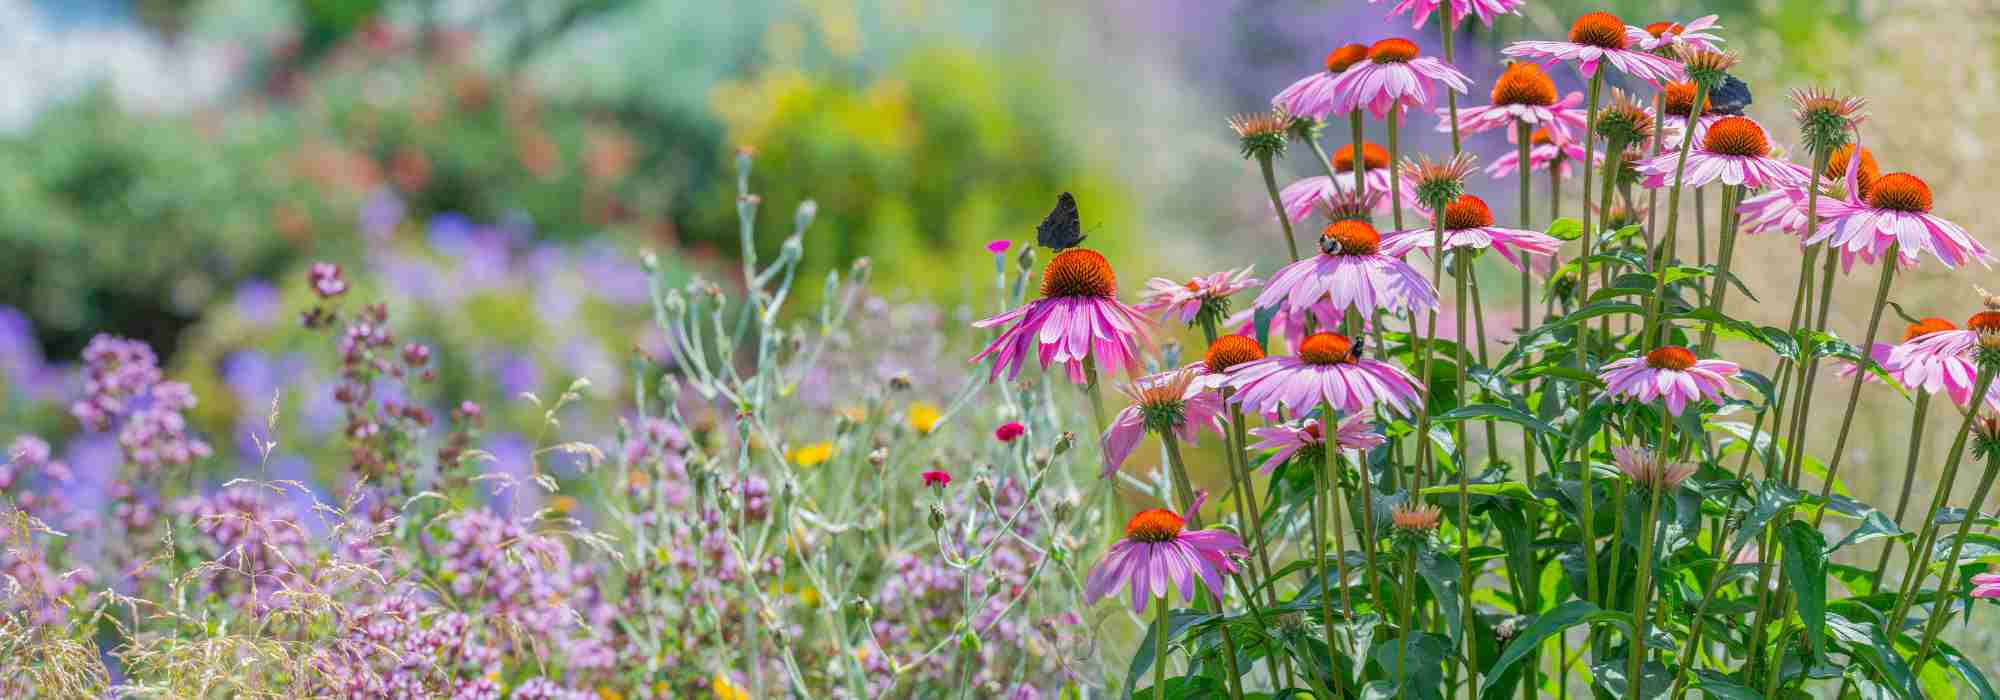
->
1888;366;1998;632
1453;249;1479;689
1638;82;1710;347
1389;109;1405;231
1154;596;1170;700
1626;413;1672;693
1696;185;1743;354
1912;448;2000;667
1811;244;1899;527
1868;392;1934;594
1352;111;1371;205
1259;155;1302;261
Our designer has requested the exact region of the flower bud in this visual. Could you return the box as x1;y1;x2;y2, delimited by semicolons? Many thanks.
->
867;447;888;467
1016;245;1036;272
846;595;873;619
1051;497;1076;525
975;474;995;504
1052;431;1075;457
928;503;948;532
958;629;982;654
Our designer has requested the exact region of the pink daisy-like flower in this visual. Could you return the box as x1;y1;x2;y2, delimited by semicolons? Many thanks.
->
1840;316;1953;384
1135;266;1261;325
1736;187;1812;237
1485;128;1586;180
1627;16;1725;52
1884;323;2000;410
1650;81;1725;146
1085;492;1248;613
1101;368;1227;477
970;249;1152;384
1381;195;1562;273
1227;332;1425;418
1611;445;1695;489
1278;148;1414;222
1636;116;1810;190
1329;38;1472;120
1503;12;1685;85
1254;220;1439;322
1273;44;1371;120
1973;571;2000;599
1245;415;1386;473
1810;171;1993;271
1439;63;1587;143
1598;346;1739;416
1371;0;1524;29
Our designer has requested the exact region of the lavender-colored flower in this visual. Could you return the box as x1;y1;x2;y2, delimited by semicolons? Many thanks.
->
1485;128;1584;179
1227;332;1424;418
1503;12;1685;85
1381;194;1562;273
1611;445;1695;489
1627;15;1725;52
1635;116;1810;190
1598;346;1739;416
1327;38;1472;120
1369;0;1523;28
1272;44;1370;120
1085;492;1247;613
1100;368;1227;476
970;249;1152;384
1134;266;1260;324
1254;220;1438;321
1245;415;1384;472
1811;171;1992;271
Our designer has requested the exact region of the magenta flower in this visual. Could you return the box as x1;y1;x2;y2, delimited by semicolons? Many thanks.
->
1273;44;1370;120
1503;12;1685;85
1627;16;1725;52
1279;150;1413;222
1598;346;1739;416
1973;571;2000;599
1810;172;1992;271
1227;332;1424;418
1328;38;1472;119
921;470;953;488
986;239;1013;255
1485;128;1585;179
1084;493;1247;613
1254;220;1438;322
1371;0;1524;29
1439;63;1586;143
970;249;1152;384
1245;415;1385;473
1135;267;1261;325
994;421;1026;443
1885;327;2000;410
1636;116;1810;190
1381;194;1562;273
1101;368;1227;477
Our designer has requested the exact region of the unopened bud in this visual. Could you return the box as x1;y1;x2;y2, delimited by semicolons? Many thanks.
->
796;200;818;232
1052;497;1076;525
958;629;982;654
846;596;872;619
867;447;888;467
928;503;948;532
975;475;995;503
1052;432;1075;457
1032;450;1052;471
1016;246;1036;272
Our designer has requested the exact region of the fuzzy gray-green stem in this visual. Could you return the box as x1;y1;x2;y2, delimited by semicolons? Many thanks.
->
1352;112;1370;203
1569;69;1606;623
1258;154;1302;261
1695;185;1743;354
1868;391;1934;594
1638;82;1710;347
1811;243;1900;527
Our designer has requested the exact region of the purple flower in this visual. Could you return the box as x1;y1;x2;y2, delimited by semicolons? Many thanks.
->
1085;492;1247;613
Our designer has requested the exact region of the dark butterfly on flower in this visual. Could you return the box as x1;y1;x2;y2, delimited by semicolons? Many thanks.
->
1036;192;1086;251
1708;74;1753;116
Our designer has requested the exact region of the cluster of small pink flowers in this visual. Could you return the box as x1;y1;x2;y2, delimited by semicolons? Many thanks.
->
68;334;213;473
176;486;311;610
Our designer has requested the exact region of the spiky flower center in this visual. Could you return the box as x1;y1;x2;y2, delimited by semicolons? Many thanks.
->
1529;128;1556;147
1229;112;1290;161
1569;12;1629;50
1326;44;1369;73
1298;333;1359;365
1125;508;1185;542
1904;317;1957;342
1320;220;1381;256
1825;144;1879;198
1662;82;1707;117
1333;143;1390;173
1491;63;1558;106
1701;117;1769;157
1868;173;1933;213
1645;21;1684;38
1041;249;1117;298
1368;38;1420;64
1391;505;1442;531
1595;92;1656;144
1969;311;2000;334
1443;195;1495;230
1645;346;1697;371
1205;335;1266;373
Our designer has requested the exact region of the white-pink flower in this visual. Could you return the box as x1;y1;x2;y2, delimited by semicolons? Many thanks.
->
1245;415;1385;473
1598;346;1739;416
1273;44;1371;120
1328;38;1472;119
1636;116;1810;190
1810;171;1992;271
1100;368;1227;477
1625;15;1725;52
1135;267;1261;325
1254;220;1439;321
1503;12;1685;86
1227;332;1425;418
1381;194;1562;273
1370;0;1524;28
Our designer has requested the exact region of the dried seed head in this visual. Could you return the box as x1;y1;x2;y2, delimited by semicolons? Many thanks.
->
1594;89;1656;146
1790;86;1867;156
1230;110;1290;161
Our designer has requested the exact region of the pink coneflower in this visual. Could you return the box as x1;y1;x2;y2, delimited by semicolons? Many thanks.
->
1135;267;1261;325
1371;0;1524;29
994;422;1026;443
1278;146;1399;223
1628;16;1724;52
970;249;1152;384
1503;12;1685;85
1599;346;1739;416
1439;63;1588;143
1101;368;1227;476
1973;570;2000;599
1245;415;1386;473
1201;335;1266;384
1885;322;2000;410
1084;493;1248;612
1844;317;1955;385
1485;127;1585;179
1328;38;1472;120
1612;446;1695;490
1223;299;1343;352
1227;332;1425;418
921;470;952;489
1636;116;1809;190
1810;172;1993;271
1254;220;1439;322
1273;44;1371;120
1738;144;1880;240
1381;195;1562;272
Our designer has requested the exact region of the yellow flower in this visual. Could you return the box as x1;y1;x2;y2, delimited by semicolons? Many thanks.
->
551;496;578;514
596;687;624;700
838;405;868;423
798;585;820;608
907;402;942;435
714;673;750;700
790;441;835;467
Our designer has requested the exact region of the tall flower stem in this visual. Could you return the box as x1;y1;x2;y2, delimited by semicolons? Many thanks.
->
1352;112;1371;203
1309;447;1351;698
1322;401;1356;621
1258;154;1302;261
1566;70;1607;625
1638;83;1712;346
1438;9;1462;155
1913;446;2000;667
1153;596;1170;700
1693;187;1708;304
1084;358;1121;543
1626;412;1672;693
1811;244;1900;527
1887;367;1997;632
1389;111;1406;231
1452;249;1480;689
1160;436;1246;700
1867;391;1934;593
1695;184;1743;354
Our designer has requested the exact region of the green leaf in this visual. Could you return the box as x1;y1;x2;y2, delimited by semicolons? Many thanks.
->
1826;610;1920;699
1546;217;1584;241
1930;637;2000;700
1691;669;1763;700
1732;479;1801;554
1479;601;1634;699
1124;609;1222;700
1828;509;1906;555
1416;550;1465;647
1780;521;1828;657
1254;304;1281;350
1416;481;1537;502
1434;403;1562;437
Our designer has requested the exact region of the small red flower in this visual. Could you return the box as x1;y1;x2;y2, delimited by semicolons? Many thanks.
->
994;422;1026;443
921;470;953;488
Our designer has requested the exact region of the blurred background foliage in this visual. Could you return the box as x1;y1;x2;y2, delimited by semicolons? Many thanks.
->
2;0;1996;522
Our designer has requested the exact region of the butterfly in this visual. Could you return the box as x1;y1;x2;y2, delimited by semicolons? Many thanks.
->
1036;192;1086;251
1708;74;1753;116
